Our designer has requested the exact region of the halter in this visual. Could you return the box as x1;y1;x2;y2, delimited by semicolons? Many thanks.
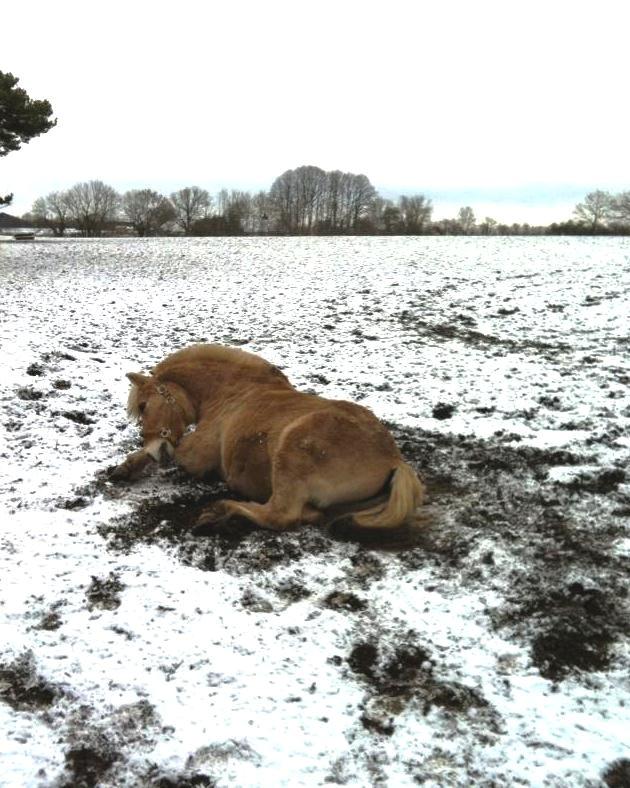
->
155;383;184;441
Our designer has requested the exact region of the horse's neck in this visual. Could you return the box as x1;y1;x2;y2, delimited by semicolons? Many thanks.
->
161;361;290;418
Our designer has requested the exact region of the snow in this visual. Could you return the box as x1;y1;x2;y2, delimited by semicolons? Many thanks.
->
1;236;629;786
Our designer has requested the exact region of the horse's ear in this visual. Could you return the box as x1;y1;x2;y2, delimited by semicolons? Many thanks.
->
126;372;151;387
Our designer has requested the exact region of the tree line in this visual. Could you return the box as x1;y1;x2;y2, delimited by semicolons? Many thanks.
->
23;168;437;237
24;177;630;237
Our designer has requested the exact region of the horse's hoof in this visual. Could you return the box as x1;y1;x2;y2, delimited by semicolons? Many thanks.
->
108;464;130;481
196;503;225;525
195;502;227;528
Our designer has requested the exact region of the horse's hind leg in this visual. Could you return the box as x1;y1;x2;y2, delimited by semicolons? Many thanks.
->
197;473;314;531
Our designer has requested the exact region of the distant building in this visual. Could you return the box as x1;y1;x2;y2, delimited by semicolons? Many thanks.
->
0;212;38;238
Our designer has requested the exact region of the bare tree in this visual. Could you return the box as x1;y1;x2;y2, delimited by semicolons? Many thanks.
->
399;195;433;234
610;191;630;226
480;217;497;236
31;191;71;236
457;206;476;235
574;191;613;231
65;180;120;236
382;203;402;234
170;186;212;234
222;190;251;233
269;170;296;232
251;190;274;233
122;189;175;236
347;174;377;229
269;167;376;234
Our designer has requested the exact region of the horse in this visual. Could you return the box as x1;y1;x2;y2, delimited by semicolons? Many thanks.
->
110;344;425;531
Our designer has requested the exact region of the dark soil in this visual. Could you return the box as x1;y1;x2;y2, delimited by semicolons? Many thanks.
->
62;746;119;788
324;591;367;612
151;775;215;788
17;386;44;401
346;634;500;736
603;759;630;788
0;651;62;711
398;312;570;357
85;573;125;611
59;410;97;425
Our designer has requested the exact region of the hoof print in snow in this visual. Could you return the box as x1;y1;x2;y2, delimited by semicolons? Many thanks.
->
61;410;96;425
17;386;44;401
324;591;367;612
85;573;124;611
347;637;500;732
58;496;91;510
432;402;456;420
240;588;274;612
26;362;46;376
36;609;63;631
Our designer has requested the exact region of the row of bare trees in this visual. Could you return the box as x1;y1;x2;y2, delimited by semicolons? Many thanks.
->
25;177;630;238
26;168;436;237
29;182;213;237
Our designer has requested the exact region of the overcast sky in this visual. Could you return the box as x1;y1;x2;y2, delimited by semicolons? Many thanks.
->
2;0;629;223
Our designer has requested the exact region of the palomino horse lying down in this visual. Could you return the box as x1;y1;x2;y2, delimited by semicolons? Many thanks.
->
111;344;424;530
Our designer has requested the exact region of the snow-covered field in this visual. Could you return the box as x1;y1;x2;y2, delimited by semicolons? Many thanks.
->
1;236;629;787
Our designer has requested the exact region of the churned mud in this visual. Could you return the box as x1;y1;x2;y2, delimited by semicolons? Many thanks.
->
94;423;629;688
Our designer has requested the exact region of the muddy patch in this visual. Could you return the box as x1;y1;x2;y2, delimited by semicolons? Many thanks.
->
388;425;630;682
398;312;570;358
345;634;501;737
85;573;125;611
0;651;63;712
62;745;120;788
150;776;215;788
324;591;367;612
96;422;630;682
603;759;630;788
99;486;340;575
57;699;162;787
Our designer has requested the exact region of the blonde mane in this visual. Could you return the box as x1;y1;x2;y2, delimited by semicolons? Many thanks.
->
126;344;282;422
127;385;141;421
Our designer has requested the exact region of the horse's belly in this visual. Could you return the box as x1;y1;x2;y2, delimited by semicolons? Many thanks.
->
223;433;272;502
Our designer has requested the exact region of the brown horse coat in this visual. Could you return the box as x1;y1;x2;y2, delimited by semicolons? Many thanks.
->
112;344;424;530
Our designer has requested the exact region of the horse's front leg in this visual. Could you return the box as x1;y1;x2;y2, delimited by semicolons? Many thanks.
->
109;440;172;480
173;428;220;479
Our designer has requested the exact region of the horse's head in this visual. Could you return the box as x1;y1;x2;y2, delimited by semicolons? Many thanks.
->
126;372;195;458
